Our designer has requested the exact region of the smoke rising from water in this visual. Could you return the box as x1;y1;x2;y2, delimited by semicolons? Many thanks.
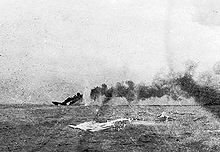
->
89;60;220;107
1;0;220;104
164;0;174;73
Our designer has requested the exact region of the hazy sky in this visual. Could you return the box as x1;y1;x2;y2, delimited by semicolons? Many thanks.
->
1;0;220;88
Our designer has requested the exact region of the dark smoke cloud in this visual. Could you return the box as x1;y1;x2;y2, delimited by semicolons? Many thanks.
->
89;60;220;108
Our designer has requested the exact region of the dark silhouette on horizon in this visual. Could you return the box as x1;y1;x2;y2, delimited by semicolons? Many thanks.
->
52;93;83;106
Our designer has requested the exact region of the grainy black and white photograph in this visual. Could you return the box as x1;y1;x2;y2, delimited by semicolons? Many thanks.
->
1;0;220;151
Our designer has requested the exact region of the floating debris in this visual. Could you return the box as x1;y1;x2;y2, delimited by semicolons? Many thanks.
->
69;116;172;132
156;112;175;122
69;118;131;132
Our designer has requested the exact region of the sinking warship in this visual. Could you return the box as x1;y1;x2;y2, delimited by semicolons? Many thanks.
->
52;93;83;106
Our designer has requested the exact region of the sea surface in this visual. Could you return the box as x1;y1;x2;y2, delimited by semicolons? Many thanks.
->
0;104;220;152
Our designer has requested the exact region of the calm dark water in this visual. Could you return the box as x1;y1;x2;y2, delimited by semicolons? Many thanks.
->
0;104;220;152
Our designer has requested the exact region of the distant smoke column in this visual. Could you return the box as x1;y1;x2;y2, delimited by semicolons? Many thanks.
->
83;78;91;105
213;61;220;75
164;0;174;73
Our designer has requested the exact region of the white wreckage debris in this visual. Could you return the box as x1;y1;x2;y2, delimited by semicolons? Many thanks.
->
69;112;176;132
156;112;175;122
68;118;131;132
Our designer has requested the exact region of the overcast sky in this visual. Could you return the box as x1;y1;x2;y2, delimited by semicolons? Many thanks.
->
0;0;220;88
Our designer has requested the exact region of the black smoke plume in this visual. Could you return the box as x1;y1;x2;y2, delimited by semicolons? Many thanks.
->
90;61;220;107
